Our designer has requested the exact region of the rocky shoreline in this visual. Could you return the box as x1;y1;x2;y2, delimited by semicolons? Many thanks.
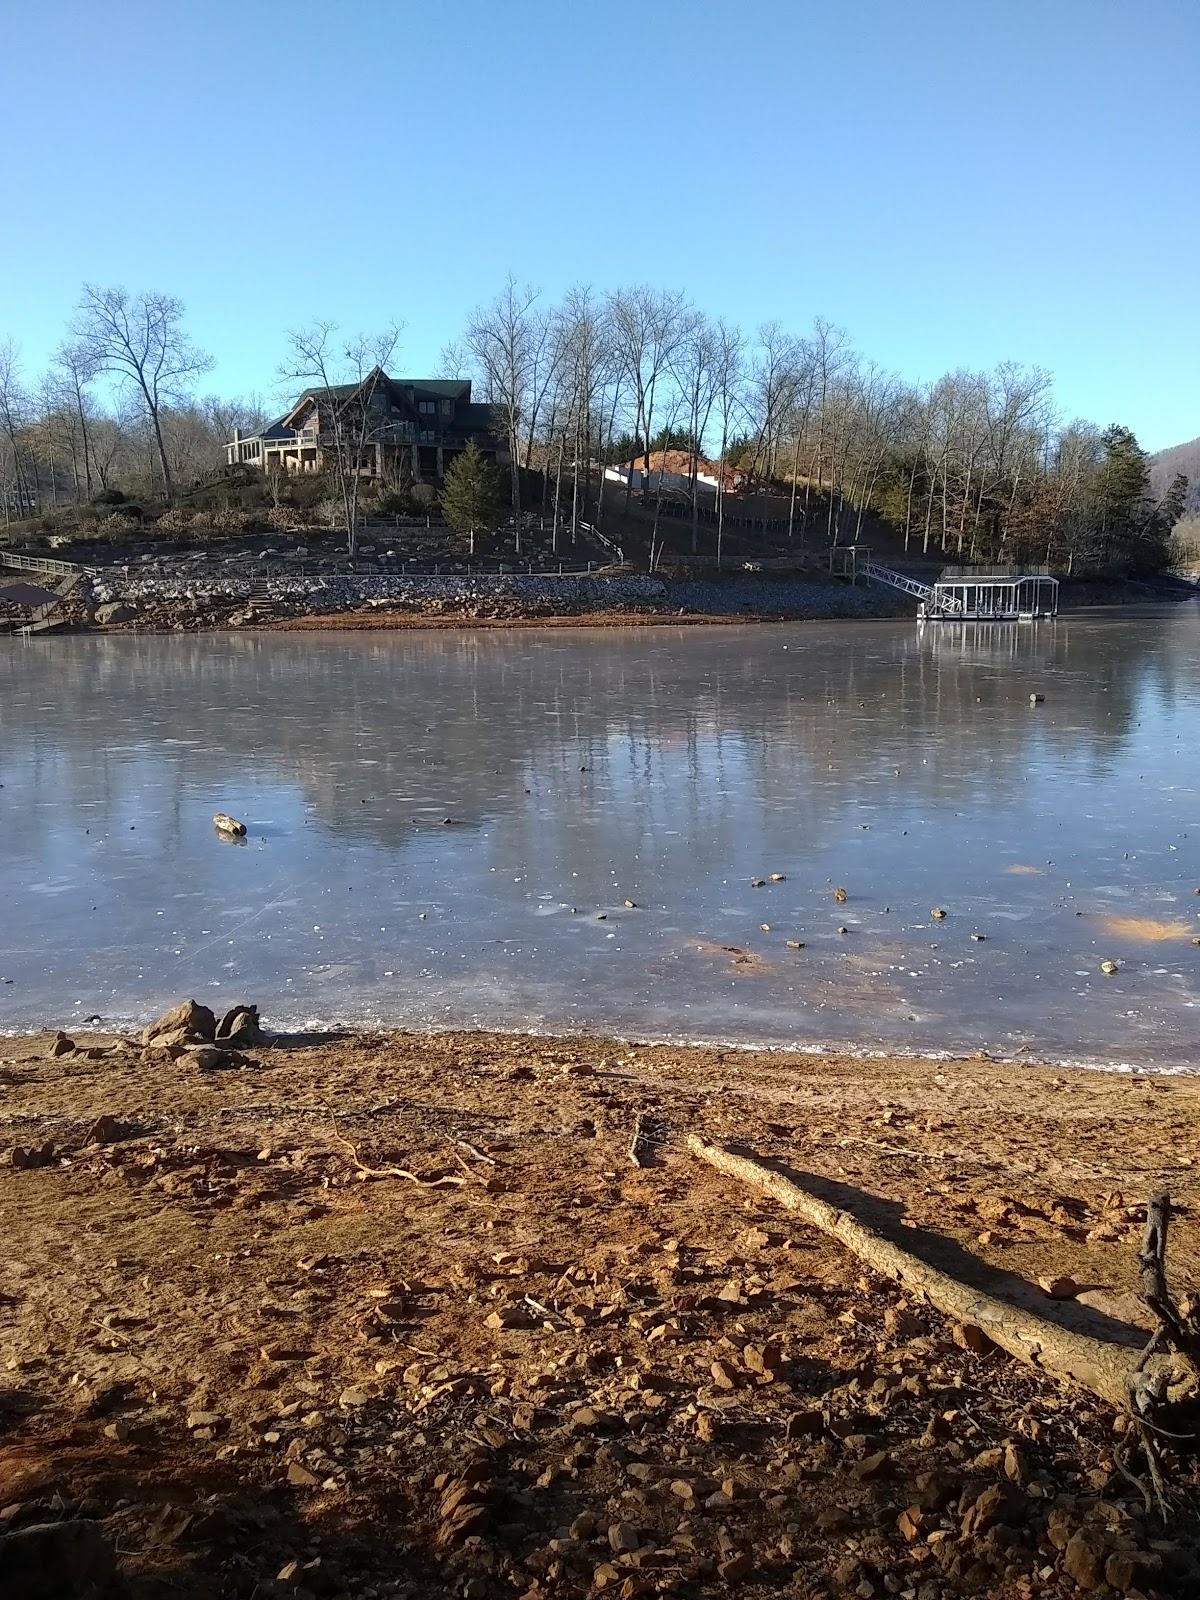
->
2;1014;1198;1597
14;568;911;634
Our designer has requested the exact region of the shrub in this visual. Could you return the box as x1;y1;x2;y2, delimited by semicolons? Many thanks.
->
374;486;414;517
97;512;138;539
156;507;195;534
265;504;298;532
91;487;128;507
205;507;254;534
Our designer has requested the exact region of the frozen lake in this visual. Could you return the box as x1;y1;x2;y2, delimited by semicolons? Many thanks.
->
2;611;1199;1066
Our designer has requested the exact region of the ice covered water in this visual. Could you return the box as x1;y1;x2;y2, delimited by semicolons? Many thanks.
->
2;611;1198;1066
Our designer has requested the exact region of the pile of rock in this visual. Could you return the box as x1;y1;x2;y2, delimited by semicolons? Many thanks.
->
140;997;263;1070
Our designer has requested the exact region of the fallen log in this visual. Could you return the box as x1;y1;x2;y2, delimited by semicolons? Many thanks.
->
686;1134;1194;1419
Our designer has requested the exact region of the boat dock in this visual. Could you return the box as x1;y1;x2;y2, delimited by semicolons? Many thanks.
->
830;547;1058;620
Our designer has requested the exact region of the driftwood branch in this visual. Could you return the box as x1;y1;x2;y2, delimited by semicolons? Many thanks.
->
628;1113;650;1167
326;1114;466;1189
1139;1193;1200;1380
686;1134;1194;1419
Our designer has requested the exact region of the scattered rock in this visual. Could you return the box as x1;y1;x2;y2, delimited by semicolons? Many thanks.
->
485;1305;531;1331
1100;960;1120;976
1037;1275;1079;1300
85;1115;136;1145
931;906;947;920
834;886;848;903
717;1550;752;1582
607;1521;641;1554
48;1031;76;1058
186;1045;242;1071
1063;1528;1106;1589
212;812;247;837
215;1003;261;1044
8;1141;56;1170
897;1506;924;1542
142;999;216;1046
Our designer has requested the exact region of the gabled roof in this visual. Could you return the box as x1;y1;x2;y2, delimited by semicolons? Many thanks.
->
283;373;472;428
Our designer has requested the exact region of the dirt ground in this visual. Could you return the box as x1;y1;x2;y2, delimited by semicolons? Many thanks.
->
1;1025;1198;1599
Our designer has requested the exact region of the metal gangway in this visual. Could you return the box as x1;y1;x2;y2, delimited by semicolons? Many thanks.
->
861;559;964;615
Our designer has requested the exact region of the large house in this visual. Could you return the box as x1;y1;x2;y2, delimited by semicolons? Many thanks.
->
226;373;506;484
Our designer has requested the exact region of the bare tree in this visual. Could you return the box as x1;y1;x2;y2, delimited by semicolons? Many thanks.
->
53;343;101;500
461;277;559;550
0;339;32;522
281;321;400;559
607;286;690;508
670;315;721;554
71;285;213;501
711;320;746;568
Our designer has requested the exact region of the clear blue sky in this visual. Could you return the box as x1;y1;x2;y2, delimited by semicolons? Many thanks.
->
4;0;1198;449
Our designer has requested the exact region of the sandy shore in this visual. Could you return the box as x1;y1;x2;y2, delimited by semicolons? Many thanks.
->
1;1023;1198;1597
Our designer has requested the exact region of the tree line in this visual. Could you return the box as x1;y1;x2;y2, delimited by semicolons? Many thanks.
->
0;279;1188;575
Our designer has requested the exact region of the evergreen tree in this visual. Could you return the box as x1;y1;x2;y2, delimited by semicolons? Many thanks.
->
440;441;507;555
1094;425;1150;532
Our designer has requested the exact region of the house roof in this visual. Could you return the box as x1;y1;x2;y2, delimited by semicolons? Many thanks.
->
281;373;473;429
459;402;505;433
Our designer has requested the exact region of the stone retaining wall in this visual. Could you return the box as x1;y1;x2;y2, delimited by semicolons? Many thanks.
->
94;570;911;620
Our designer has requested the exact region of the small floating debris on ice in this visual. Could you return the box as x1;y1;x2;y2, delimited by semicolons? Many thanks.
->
750;877;766;888
212;812;247;838
971;932;987;941
1029;692;1045;704
931;906;947;920
768;872;786;882
1100;959;1120;975
834;886;848;903
759;923;771;932
623;899;637;909
785;939;805;950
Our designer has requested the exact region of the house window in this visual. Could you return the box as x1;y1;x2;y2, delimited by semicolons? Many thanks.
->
418;400;437;415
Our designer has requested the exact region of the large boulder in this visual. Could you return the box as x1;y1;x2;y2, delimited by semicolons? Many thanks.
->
95;601;136;625
141;998;216;1047
215;1003;261;1045
0;1520;117;1597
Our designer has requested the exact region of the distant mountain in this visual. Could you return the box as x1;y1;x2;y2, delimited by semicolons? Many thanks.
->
1150;436;1200;514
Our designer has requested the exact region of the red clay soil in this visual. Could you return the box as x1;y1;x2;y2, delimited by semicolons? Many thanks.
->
1;1025;1198;1597
270;610;780;632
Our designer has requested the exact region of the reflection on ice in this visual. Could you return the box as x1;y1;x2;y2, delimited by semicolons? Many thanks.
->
1;610;1199;1066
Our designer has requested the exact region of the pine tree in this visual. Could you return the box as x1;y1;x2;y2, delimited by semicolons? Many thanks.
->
440;441;507;555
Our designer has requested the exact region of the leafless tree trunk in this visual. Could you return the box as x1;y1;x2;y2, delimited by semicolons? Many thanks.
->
281;321;400;560
72;285;212;502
